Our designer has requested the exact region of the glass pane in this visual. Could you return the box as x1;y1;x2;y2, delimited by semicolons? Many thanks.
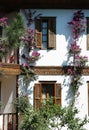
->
42;36;47;42
42;22;47;28
42;84;54;99
42;21;48;49
42;86;46;99
47;84;54;97
42;28;47;34
42;42;47;48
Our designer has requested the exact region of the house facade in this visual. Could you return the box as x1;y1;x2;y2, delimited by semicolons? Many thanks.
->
23;9;89;129
0;0;89;130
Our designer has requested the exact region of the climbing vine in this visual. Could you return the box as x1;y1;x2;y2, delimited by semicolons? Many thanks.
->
67;10;88;94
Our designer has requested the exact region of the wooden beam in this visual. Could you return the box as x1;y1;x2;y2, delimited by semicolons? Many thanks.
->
34;66;89;75
0;63;21;75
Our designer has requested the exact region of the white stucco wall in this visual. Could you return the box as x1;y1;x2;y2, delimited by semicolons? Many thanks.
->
20;9;89;109
25;9;89;67
20;9;89;65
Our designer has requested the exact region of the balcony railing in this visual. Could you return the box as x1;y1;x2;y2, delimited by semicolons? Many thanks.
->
0;49;18;64
0;113;17;130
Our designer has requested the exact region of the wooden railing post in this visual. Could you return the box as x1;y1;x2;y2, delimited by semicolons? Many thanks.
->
1;113;16;130
0;48;18;64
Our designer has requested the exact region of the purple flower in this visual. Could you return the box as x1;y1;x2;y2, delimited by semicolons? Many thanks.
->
69;43;81;53
67;68;74;75
20;28;35;46
31;51;40;57
0;17;8;27
68;10;86;40
75;55;88;66
22;63;29;68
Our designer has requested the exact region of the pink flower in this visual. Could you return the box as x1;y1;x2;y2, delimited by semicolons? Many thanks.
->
31;51;40;57
75;55;88;66
83;56;88;60
20;28;35;46
0;64;2;67
22;63;29;67
69;43;81;53
68;10;86;40
67;68;75;75
0;17;8;27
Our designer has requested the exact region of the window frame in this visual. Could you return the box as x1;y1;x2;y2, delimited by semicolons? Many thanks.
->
35;17;56;50
34;81;61;110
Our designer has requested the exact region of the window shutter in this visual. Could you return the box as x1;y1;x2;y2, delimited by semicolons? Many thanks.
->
34;83;41;110
54;83;61;105
87;17;89;50
48;17;56;49
35;19;42;48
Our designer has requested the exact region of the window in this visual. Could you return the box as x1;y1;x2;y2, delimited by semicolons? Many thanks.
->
87;17;89;50
35;17;56;49
34;81;61;109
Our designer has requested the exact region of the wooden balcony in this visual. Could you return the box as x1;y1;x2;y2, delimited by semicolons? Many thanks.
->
0;49;18;64
0;113;17;130
0;49;21;75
